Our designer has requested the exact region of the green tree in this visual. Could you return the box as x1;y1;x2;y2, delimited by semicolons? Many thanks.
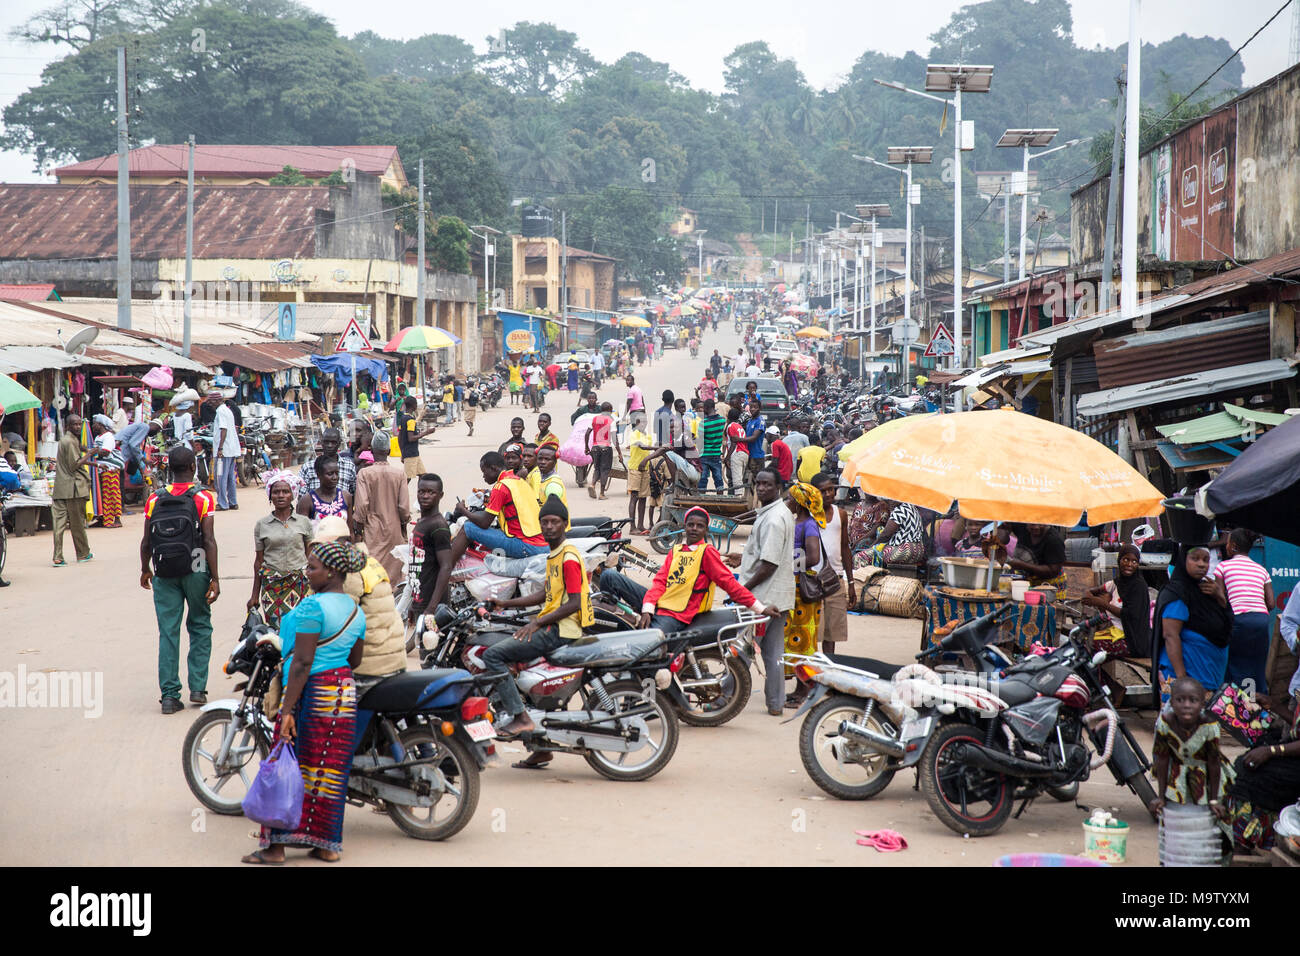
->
479;21;597;97
346;31;476;79
563;186;683;292
429;215;471;274
396;121;507;225
268;164;313;184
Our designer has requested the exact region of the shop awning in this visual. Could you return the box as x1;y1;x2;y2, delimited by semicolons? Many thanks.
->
1075;359;1297;417
0;346;82;374
1155;404;1294;445
952;358;1052;390
81;344;214;373
195;343;316;371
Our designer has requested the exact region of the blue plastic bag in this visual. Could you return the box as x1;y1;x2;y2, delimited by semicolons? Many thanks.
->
241;740;304;830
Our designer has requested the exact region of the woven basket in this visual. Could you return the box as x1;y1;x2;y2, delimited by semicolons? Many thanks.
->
858;572;925;619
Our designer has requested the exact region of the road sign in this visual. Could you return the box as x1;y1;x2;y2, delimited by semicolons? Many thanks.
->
924;322;955;358
335;316;372;353
277;302;296;341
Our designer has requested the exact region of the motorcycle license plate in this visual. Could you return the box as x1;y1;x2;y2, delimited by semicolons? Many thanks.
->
900;716;933;742
464;720;496;743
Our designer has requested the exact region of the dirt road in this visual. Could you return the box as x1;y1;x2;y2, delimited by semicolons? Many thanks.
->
0;325;1160;866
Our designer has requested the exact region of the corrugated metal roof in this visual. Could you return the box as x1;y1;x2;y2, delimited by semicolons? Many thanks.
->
1076;360;1297;417
0;283;58;300
1093;310;1271;388
0;346;81;374
80;344;213;373
953;359;1053;389
1020;283;1250;347
56;144;401;183
0;184;328;260
199;343;315;371
1156;404;1294;445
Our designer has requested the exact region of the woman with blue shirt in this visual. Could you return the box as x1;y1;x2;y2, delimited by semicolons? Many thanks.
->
243;539;368;865
1152;545;1233;705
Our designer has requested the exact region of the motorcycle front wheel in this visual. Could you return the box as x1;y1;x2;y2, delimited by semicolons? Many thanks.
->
676;650;751;727
919;722;1013;837
383;725;480;841
799;695;896;800
182;709;269;814
582;680;679;782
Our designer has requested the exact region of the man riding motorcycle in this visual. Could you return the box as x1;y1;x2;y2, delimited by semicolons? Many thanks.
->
599;507;778;632
480;496;591;749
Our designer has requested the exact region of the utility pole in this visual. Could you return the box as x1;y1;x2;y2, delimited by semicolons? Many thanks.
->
115;46;131;330
183;135;194;358
1121;0;1142;325
919;225;927;334
1003;193;1011;283
773;200;778;261
1100;68;1127;313
869;223;878;354
416;159;425;326
561;210;568;350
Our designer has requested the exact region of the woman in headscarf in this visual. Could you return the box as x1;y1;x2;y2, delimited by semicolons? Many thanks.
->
242;539;368;865
1084;543;1152;657
86;414;123;528
785;482;825;667
1152;544;1233;704
864;498;926;568
248;470;314;627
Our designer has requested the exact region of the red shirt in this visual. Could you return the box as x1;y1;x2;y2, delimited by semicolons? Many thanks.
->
145;482;216;520
643;542;761;623
485;480;546;546
769;440;793;481
590;415;613;447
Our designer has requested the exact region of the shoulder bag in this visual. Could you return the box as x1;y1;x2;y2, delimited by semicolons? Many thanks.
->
796;525;842;603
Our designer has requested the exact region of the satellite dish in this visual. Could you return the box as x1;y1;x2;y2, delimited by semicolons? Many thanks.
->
64;326;99;355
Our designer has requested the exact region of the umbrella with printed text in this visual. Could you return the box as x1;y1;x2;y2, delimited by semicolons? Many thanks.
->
843;409;1164;525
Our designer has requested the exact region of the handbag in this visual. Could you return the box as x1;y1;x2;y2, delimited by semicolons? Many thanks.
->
241;740;304;829
795;526;842;603
1207;682;1275;747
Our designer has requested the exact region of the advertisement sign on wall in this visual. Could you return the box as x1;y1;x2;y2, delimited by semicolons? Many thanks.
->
499;309;540;356
1151;143;1173;260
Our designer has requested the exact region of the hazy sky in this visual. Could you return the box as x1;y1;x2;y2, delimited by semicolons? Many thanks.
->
0;0;1294;182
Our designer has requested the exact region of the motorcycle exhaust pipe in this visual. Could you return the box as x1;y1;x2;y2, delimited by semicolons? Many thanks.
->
836;719;905;758
951;741;1057;778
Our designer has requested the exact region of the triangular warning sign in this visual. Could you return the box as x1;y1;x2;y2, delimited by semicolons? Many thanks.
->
335;316;373;353
924;322;955;358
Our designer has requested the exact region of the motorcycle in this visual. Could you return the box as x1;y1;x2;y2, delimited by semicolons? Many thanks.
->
788;606;1156;836
182;610;502;841
425;604;690;782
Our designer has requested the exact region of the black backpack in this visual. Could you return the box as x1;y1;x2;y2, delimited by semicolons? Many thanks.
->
150;486;203;578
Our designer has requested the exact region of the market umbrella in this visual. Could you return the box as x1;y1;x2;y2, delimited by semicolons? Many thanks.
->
0;374;41;417
773;283;787;293
679;303;698;316
789;354;819;374
842;408;1166;525
652;304;666;313
383;325;459;352
619;315;652;328
1202;413;1300;545
838;414;930;461
795;326;830;338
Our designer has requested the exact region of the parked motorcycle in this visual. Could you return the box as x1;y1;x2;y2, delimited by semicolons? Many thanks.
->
425;603;689;781
182;610;501;841
788;606;1156;836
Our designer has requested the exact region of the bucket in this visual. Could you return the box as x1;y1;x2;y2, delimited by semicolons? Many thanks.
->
1161;497;1214;546
1081;819;1130;864
1010;580;1030;601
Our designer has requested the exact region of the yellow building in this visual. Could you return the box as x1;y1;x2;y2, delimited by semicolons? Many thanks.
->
511;236;617;313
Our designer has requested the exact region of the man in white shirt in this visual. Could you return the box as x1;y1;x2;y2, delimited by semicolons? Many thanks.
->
592;348;605;386
112;395;134;432
745;361;761;377
206;391;243;510
526;359;544;411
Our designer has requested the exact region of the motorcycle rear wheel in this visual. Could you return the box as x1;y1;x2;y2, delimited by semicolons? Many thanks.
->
919;722;1013;837
383;726;480;841
676;650;751;727
799;695;896;800
648;520;681;555
582;680;679;782
182;709;269;815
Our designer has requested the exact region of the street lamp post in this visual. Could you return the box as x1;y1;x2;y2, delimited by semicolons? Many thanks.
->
854;152;928;385
855;204;891;356
876;65;993;369
996;130;1086;281
696;231;707;289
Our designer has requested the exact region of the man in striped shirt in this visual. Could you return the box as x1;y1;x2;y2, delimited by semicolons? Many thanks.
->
695;399;727;492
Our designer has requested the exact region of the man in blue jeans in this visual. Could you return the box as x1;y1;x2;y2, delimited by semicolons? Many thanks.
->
694;398;727;491
447;451;549;564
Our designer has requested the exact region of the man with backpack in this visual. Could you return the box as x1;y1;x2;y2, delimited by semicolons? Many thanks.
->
139;446;220;715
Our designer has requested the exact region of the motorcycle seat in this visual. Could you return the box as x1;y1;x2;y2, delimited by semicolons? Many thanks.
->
358;668;473;712
682;608;745;640
548;629;668;667
569;516;613;530
995;674;1039;706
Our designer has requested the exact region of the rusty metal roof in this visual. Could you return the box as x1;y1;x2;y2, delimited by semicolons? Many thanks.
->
194;342;316;372
56;144;402;183
0;184;329;261
1093;310;1272;388
1076;359;1297;417
0;283;58;300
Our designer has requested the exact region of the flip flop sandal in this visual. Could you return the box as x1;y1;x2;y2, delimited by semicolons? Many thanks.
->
52;559;67;567
855;829;907;852
241;850;284;866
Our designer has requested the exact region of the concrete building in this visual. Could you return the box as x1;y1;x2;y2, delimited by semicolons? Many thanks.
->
510;236;617;313
0;174;480;373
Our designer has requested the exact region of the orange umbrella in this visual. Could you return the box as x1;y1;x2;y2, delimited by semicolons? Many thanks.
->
842;409;1165;525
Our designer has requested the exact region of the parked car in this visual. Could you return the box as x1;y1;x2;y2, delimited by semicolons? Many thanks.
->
767;338;799;362
753;324;780;347
723;375;792;421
